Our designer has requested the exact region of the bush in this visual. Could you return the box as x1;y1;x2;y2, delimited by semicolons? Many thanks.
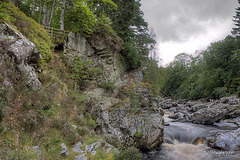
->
0;1;15;22
100;81;115;91
212;87;230;99
114;147;142;160
69;57;103;86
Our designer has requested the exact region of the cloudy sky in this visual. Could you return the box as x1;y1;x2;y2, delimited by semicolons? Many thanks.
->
140;0;238;65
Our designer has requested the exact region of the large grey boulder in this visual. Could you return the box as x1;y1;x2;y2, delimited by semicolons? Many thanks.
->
192;107;228;124
207;129;240;151
0;22;41;90
213;117;240;129
191;103;239;124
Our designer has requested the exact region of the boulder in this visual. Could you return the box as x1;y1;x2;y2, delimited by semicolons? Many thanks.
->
73;139;119;160
75;154;88;160
189;103;207;112
103;108;164;150
213;117;240;129
207;129;240;151
0;22;41;90
60;143;70;157
192;107;228;124
220;96;240;105
192;103;239;124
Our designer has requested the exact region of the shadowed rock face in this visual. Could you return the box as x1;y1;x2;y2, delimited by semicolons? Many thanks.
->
0;22;41;90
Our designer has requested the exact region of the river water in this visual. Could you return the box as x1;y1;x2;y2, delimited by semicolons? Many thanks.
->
143;112;240;160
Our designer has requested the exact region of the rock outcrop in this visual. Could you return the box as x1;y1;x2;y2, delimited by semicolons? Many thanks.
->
72;139;119;160
64;33;164;150
0;22;41;90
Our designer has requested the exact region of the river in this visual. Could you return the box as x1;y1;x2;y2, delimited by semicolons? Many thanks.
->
143;111;240;160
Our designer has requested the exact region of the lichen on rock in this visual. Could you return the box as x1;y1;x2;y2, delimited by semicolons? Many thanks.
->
0;22;41;90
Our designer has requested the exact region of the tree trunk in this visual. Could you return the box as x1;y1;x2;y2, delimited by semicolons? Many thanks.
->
46;4;50;26
38;0;42;24
42;5;49;26
42;5;46;25
31;0;35;16
49;0;56;26
60;0;66;30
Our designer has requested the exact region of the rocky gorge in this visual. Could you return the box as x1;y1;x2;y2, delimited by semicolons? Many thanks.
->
1;20;239;159
145;96;240;160
0;20;164;159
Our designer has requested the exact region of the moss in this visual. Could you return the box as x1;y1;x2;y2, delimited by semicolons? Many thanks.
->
2;2;53;65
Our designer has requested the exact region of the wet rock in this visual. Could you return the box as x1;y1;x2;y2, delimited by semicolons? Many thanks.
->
60;143;70;157
220;96;240;105
159;99;177;109
169;107;177;113
189;103;207;112
213;117;240;129
191;103;239;124
192;107;228;124
207;128;240;151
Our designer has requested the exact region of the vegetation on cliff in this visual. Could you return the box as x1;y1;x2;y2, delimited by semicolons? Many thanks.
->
0;1;53;64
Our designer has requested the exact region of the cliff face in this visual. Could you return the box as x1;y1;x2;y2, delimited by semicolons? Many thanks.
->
64;33;164;150
0;22;164;158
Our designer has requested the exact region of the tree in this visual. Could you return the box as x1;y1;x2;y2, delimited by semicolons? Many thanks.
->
110;0;156;70
232;0;240;36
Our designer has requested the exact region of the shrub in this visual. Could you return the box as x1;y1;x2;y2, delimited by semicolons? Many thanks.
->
0;1;15;22
69;57;103;86
114;147;142;160
100;81;115;91
212;87;230;99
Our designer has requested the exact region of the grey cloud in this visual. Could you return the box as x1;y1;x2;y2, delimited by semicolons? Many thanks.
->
141;0;238;42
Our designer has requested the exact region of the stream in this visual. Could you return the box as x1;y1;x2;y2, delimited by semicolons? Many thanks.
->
143;111;240;160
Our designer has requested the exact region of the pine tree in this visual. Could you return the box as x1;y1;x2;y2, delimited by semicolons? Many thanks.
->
232;0;240;36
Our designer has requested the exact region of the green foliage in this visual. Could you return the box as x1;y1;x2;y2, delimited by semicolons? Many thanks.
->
100;81;115;91
0;2;15;22
84;135;99;145
114;147;142;160
160;36;240;99
85;113;97;130
110;0;156;70
45;138;61;153
69;57;103;86
64;0;117;35
232;0;240;36
212;87;230;99
65;0;97;34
